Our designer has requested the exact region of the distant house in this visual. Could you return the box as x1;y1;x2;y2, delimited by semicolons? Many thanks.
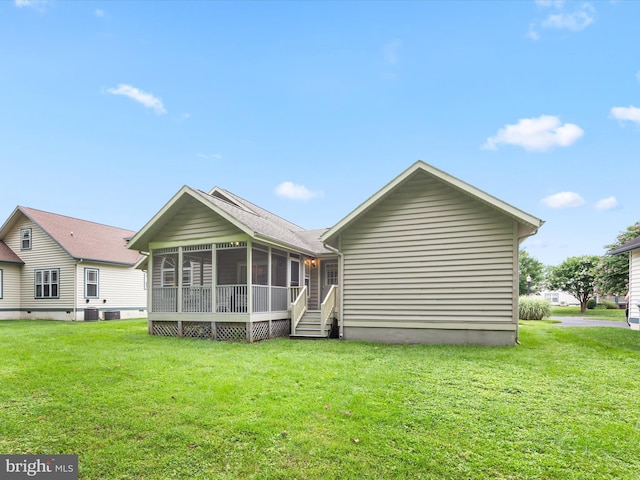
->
609;237;640;330
127;161;543;345
0;206;147;321
535;290;580;307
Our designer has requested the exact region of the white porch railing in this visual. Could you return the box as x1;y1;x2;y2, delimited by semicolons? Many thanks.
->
182;286;212;313
215;285;247;313
320;285;338;337
290;285;307;334
152;287;178;312
271;286;288;312
252;285;269;313
289;286;303;304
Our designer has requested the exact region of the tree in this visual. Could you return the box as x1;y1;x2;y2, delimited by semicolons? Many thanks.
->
547;255;599;313
518;250;544;295
595;221;640;296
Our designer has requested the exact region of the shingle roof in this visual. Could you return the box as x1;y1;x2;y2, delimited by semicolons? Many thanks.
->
17;207;142;265
0;240;23;264
193;189;332;255
609;236;640;255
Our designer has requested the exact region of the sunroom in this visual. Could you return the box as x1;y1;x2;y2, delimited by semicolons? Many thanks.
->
147;240;307;341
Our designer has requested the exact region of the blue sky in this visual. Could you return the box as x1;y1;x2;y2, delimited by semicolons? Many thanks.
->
2;0;639;266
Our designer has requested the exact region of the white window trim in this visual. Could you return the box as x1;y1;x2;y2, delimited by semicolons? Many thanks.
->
34;268;60;299
85;268;99;299
20;228;32;250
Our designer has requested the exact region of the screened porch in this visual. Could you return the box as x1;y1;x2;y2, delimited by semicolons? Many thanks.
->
150;241;302;316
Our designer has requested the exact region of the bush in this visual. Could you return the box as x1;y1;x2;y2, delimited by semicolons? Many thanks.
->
519;296;552;320
602;300;619;310
586;298;597;309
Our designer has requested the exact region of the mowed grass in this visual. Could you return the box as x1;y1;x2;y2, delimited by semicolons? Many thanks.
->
1;320;639;479
551;306;627;320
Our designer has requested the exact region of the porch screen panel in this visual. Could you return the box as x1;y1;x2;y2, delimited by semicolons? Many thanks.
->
271;249;288;311
182;244;212;313
215;242;247;313
152;248;178;312
252;244;268;312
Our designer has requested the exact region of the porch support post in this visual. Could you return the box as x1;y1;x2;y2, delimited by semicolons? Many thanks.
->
247;241;253;342
147;250;154;334
212;244;217;315
177;247;183;314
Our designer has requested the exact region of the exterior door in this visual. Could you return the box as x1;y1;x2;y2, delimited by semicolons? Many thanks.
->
321;261;339;302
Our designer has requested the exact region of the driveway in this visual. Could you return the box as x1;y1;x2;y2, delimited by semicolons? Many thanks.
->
550;317;630;328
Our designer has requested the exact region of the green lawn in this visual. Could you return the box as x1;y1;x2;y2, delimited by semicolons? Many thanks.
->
1;319;639;479
551;305;627;320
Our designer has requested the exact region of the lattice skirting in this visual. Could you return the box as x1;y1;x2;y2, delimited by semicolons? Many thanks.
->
270;319;291;338
152;321;179;337
216;322;247;342
149;319;291;342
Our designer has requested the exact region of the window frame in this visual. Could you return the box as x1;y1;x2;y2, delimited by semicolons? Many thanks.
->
34;268;60;299
20;228;32;250
84;268;99;299
325;262;339;286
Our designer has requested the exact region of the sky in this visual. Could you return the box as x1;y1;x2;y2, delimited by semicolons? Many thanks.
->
2;0;640;267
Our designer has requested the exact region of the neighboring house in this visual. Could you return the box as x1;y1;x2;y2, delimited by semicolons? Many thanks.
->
128;161;543;345
535;290;580;306
609;237;640;330
0;206;147;321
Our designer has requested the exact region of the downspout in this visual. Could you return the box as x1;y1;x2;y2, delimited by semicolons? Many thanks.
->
74;259;83;321
323;241;344;339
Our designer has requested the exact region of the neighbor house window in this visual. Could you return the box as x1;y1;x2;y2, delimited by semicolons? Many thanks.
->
21;228;32;250
34;269;59;299
325;263;338;285
85;268;99;298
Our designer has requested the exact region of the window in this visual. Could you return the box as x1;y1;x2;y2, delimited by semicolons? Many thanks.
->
21;228;32;250
325;263;338;285
85;268;99;298
35;269;59;299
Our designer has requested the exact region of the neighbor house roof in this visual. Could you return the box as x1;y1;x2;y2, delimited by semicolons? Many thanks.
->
609;236;640;255
0;240;23;264
128;186;333;256
322;160;544;244
0;206;142;266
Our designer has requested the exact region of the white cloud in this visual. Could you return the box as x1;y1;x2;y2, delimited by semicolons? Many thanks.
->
595;196;618;211
541;192;585;208
483;115;584;151
636;71;640;83
535;0;565;7
95;9;105;17
14;0;48;10
105;84;166;115
275;181;322;201
382;39;402;66
527;24;541;41
541;4;594;32
610;105;640;125
197;153;222;160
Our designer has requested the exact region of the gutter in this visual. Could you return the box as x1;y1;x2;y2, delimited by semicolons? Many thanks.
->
322;241;344;339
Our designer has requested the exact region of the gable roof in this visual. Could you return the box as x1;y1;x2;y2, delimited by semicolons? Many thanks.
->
127;186;332;255
609;236;640;255
0;240;23;264
0;206;142;266
322;160;544;244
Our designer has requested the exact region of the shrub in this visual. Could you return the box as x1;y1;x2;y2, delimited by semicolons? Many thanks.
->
586;298;597;309
602;300;619;310
519;296;552;320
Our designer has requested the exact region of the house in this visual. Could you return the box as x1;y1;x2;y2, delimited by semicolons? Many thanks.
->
535;290;580;307
128;161;543;345
609;236;640;330
0;206;147;321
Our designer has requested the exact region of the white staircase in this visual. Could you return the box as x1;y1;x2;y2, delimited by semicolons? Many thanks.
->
290;310;331;339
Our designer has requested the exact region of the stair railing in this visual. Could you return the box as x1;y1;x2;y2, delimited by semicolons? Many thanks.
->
320;285;338;337
290;285;307;335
